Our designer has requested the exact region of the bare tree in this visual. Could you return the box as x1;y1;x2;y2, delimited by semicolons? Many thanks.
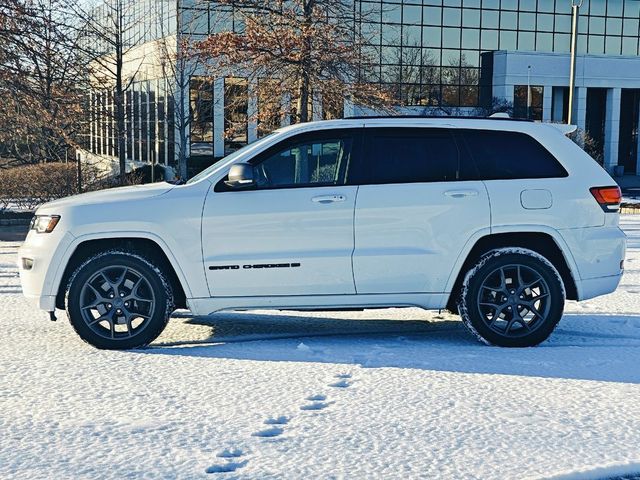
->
73;0;153;184
0;0;85;166
156;3;230;179
197;0;392;126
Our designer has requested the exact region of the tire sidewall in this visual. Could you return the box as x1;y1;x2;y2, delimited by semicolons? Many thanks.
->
459;250;565;347
66;251;173;350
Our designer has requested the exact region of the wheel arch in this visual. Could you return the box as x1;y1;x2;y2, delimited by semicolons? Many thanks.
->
55;235;190;310
446;229;579;311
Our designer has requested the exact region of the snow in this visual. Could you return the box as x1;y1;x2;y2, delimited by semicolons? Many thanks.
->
2;219;640;479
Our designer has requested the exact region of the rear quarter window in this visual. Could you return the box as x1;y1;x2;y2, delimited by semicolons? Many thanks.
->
461;129;568;180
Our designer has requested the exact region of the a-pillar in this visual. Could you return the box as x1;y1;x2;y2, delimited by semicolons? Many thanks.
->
604;87;622;172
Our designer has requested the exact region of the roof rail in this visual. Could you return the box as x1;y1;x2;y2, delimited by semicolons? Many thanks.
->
344;114;534;122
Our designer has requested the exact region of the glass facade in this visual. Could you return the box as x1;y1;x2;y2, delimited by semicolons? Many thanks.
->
87;0;640;169
88;0;176;56
89;79;175;166
355;0;640;107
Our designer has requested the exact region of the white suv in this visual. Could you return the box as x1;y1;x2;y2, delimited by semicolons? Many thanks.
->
18;117;626;349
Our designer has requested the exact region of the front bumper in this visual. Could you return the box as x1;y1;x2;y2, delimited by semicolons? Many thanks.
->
18;229;75;311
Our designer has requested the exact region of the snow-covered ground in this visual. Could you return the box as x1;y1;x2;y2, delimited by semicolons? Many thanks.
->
2;220;640;480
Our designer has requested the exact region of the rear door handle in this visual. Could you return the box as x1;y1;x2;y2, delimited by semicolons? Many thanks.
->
312;194;347;204
444;189;479;198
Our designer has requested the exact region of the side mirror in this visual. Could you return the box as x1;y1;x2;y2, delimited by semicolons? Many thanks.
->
225;163;255;189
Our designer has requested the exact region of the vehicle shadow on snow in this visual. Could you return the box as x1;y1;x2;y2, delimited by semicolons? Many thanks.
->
141;311;640;384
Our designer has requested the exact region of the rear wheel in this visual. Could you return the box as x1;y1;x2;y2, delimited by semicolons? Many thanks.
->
457;248;565;347
66;250;174;350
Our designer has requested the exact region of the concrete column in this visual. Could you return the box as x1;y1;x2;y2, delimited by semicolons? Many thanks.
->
154;79;160;167
247;80;258;143
164;78;170;165
604;87;622;172
137;83;143;164
573;86;587;131
176;78;190;162
213;78;225;158
542;85;552;123
551;87;564;122
492;84;513;105
126;89;133;161
90;91;95;153
145;80;151;164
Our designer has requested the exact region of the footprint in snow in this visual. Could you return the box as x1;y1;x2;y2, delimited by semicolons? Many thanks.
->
329;379;351;388
205;460;248;474
264;416;289;425
252;426;284;438
217;448;243;458
306;394;326;401
335;373;352;379
300;402;330;411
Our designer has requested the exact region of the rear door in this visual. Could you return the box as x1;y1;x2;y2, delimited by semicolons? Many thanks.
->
351;127;491;294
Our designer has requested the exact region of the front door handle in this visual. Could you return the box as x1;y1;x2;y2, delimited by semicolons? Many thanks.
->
312;194;347;204
444;189;479;198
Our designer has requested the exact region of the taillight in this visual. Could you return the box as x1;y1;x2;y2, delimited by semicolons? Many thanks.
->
590;186;621;212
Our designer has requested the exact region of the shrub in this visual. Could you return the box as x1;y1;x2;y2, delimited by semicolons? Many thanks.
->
0;162;143;212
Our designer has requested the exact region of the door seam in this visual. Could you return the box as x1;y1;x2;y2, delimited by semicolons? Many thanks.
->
350;185;360;294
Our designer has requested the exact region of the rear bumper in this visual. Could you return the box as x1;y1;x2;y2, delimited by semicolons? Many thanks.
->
576;273;623;301
559;225;626;300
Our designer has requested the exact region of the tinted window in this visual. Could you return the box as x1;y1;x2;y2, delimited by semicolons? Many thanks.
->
462;130;568;180
361;128;469;184
253;136;352;189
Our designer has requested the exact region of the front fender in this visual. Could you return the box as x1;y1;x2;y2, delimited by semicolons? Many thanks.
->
50;230;200;304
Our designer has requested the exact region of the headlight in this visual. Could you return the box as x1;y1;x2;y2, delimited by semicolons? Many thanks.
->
30;215;61;234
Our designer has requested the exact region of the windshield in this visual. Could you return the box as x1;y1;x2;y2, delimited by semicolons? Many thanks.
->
186;132;280;184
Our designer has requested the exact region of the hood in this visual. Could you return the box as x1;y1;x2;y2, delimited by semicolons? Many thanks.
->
37;182;174;213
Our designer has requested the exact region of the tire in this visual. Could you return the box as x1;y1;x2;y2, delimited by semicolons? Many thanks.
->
457;248;565;347
66;250;174;350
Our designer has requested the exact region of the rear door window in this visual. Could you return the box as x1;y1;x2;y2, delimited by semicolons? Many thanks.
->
461;129;568;180
356;128;473;185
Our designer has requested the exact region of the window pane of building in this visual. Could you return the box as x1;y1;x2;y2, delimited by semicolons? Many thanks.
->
513;85;544;120
224;77;248;154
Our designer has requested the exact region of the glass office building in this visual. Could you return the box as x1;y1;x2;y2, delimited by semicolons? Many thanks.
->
354;0;640;107
86;0;640;175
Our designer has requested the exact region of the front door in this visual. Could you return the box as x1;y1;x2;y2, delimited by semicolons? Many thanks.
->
352;127;491;294
202;129;360;297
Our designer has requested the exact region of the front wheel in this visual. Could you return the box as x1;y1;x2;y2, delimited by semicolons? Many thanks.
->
66;250;174;350
457;248;565;347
